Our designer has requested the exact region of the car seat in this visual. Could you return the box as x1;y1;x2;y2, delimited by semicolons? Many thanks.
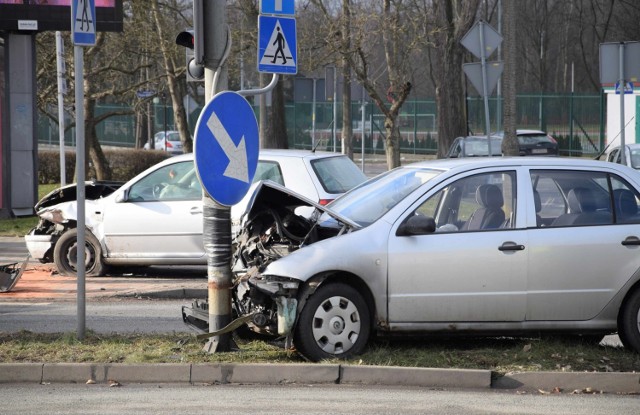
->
462;184;505;230
551;187;612;226
613;188;638;223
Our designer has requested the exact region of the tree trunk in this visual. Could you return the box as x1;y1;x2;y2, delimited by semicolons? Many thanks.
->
432;0;479;158
264;80;288;148
501;0;519;156
341;0;353;160
85;96;112;181
151;0;192;153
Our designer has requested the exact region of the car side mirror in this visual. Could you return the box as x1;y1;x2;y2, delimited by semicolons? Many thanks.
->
114;190;127;203
396;215;436;236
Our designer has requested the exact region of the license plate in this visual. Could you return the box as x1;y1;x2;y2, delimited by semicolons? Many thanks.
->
532;148;547;154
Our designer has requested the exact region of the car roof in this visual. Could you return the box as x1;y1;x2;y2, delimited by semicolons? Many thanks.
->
169;149;345;163
405;156;626;173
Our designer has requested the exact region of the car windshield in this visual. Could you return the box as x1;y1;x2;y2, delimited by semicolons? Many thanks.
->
311;156;367;194
165;132;180;142
322;167;443;227
518;134;552;144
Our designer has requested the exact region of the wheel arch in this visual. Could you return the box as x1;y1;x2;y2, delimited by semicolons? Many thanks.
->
617;278;640;329
296;271;378;333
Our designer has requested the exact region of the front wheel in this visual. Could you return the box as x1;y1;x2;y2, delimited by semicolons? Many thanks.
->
53;228;106;277
294;283;370;361
618;287;640;353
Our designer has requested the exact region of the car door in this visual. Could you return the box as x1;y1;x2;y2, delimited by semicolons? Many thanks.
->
387;169;528;323
102;161;205;262
526;168;640;321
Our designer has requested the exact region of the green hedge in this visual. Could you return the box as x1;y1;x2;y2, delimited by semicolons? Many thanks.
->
38;149;171;184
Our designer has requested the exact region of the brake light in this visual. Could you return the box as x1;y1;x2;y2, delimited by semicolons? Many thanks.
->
319;199;334;206
166;141;173;148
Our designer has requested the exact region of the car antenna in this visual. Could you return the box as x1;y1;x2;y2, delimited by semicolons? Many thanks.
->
311;139;322;153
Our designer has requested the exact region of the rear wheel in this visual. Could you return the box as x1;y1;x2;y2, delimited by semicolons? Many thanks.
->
294;283;370;361
618;287;640;353
53;228;106;277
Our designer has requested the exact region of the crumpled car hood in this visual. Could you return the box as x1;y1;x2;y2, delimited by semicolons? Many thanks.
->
241;180;360;230
233;181;360;273
35;181;124;211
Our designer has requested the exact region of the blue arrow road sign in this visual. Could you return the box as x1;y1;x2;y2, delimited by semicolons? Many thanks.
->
71;0;96;46
261;0;295;15
194;91;259;206
258;15;297;74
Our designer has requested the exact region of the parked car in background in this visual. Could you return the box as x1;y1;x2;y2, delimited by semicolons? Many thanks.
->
143;130;184;154
605;143;640;170
445;135;502;158
446;130;558;158
492;129;559;156
24;150;367;277
198;157;640;361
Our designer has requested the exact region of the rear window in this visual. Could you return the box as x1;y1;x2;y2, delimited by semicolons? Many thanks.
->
311;156;367;194
518;134;552;144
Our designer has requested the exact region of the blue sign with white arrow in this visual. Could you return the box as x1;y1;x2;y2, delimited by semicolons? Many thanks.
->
194;91;259;206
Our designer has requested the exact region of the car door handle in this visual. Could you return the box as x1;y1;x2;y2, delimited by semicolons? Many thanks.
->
498;242;525;251
190;207;202;215
621;237;640;246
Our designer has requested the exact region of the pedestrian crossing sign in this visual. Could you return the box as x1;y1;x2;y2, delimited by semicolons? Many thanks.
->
258;15;297;75
71;0;96;46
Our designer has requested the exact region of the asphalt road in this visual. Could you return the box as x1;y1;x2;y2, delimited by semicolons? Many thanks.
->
1;384;638;415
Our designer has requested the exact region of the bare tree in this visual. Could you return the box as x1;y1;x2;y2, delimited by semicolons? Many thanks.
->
429;0;480;158
501;0;518;155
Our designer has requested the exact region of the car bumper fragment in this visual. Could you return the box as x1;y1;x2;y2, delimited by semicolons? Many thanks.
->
24;233;53;261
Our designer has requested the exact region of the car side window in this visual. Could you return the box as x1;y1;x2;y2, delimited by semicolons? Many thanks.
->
531;170;612;227
253;161;284;185
610;175;640;224
415;171;516;232
128;161;201;202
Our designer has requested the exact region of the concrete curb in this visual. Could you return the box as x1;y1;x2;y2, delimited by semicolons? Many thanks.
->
2;363;638;393
0;363;491;389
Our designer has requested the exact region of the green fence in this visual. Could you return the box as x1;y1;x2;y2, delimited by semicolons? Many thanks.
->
38;93;605;156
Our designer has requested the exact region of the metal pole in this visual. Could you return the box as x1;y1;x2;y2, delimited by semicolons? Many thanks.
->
619;43;627;166
479;21;492;156
569;62;574;156
312;78;316;150
360;89;365;172
74;45;86;341
56;32;67;186
163;93;167;151
333;66;337;153
202;0;233;354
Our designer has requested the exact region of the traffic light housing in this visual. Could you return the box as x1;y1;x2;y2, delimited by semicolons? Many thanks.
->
176;0;204;81
176;30;204;82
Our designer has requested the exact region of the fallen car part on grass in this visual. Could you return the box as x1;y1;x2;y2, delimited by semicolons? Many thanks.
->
0;257;29;293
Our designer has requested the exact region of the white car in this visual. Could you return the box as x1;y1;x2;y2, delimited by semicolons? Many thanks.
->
605;143;640;170
24;150;367;276
143;131;184;154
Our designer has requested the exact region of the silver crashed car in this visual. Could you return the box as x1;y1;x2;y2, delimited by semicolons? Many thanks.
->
188;157;640;361
25;150;366;276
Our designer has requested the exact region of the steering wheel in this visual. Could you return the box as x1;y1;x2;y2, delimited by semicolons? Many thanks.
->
152;183;166;199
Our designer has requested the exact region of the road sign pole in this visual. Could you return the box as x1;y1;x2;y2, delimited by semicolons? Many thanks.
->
619;43;627;166
74;44;86;341
202;0;233;354
479;21;493;156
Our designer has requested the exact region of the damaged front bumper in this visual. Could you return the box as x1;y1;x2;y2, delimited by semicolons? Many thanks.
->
182;274;300;340
24;232;54;262
0;257;29;292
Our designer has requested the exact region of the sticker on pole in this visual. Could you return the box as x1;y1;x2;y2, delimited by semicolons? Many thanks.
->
194;91;259;206
258;15;297;74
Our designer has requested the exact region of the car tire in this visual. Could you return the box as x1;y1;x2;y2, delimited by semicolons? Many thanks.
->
294;283;370;361
619;287;640;353
53;228;106;277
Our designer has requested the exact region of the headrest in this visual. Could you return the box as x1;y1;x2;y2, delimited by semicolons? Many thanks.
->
567;187;596;213
614;188;637;217
476;184;503;209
